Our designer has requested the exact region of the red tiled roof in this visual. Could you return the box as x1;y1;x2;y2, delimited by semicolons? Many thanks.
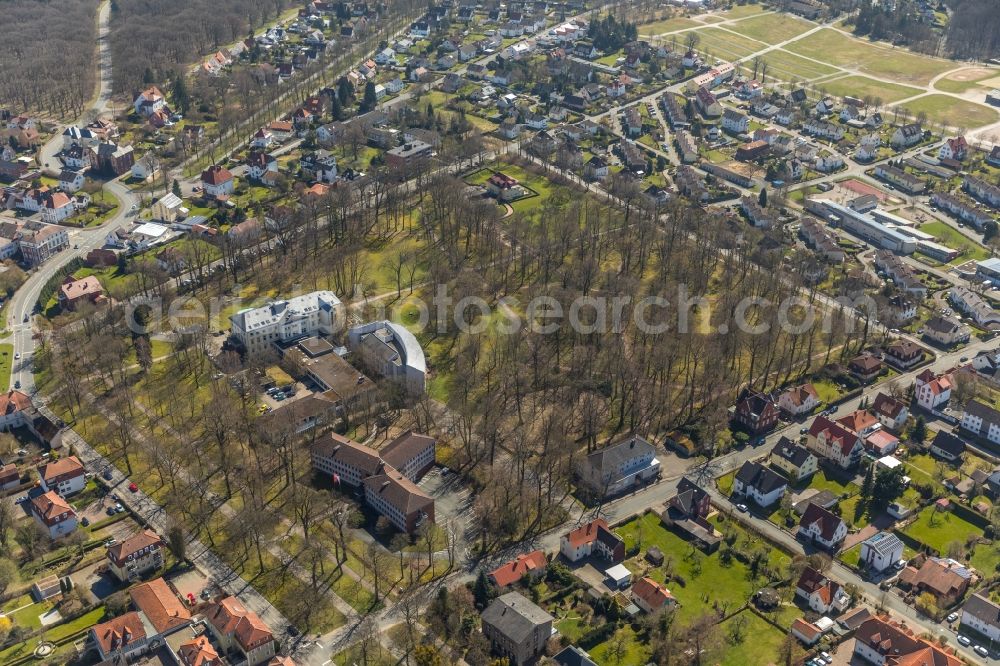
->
92;611;147;655
200;165;233;185
206;596;274;651
107;529;163;566
31;490;73;524
0;390;31;416
490;551;547;587
808;415;859;455
130;577;191;633
178;635;220;666
631;576;674;610
38;455;84;484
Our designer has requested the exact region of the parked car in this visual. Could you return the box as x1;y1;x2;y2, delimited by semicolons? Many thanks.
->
974;646;989;658
128;482;138;493
80;517;90;527
947;612;958;623
957;635;971;646
102;467;113;481
736;503;749;512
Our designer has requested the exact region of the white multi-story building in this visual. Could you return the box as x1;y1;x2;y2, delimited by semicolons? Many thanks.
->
230;291;344;357
961;400;1000;445
347;321;427;398
960;593;1000;644
38;456;86;496
914;368;953;410
576;436;660;497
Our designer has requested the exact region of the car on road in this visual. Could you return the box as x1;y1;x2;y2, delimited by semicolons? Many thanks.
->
960;356;968;362
14;496;27;503
102;467;113;481
106;506;117;516
23;315;28;322
105;538;116;547
947;612;958;623
736;503;748;512
974;645;989;658
957;635;971;646
115;503;124;513
128;482;138;493
14;352;20;359
800;426;809;434
80;517;90;527
14;381;20;389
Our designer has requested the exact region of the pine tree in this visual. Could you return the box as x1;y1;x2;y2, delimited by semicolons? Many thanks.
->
329;94;344;121
912;416;926;443
759;187;768;207
171;179;181;197
860;461;874;504
361;80;378;112
172;75;191;114
473;569;495;609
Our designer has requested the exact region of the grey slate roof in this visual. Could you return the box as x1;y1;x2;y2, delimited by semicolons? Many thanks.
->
481;592;553;643
770;436;812;467
585;436;655;475
735;460;787;494
963;593;1000;630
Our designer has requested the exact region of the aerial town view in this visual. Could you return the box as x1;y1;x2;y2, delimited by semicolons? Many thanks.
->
4;0;1000;664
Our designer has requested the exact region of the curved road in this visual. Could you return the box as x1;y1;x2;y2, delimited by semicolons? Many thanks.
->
15;0;140;393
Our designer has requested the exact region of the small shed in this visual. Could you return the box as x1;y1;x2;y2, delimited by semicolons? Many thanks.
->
605;563;632;589
645;546;664;566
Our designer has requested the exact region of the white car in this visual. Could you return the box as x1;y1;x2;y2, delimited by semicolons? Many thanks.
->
946;612;958;623
957;635;971;647
974;645;989;658
736;503;749;513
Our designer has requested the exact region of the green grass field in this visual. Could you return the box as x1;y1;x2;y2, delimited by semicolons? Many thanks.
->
727;13;815;44
713;3;769;20
639;16;702;36
820;75;923;104
0;343;11;391
934;68;1000;94
898;94;999;129
695;27;768;60
784;28;955;85
589;626;652;666
718;611;789;665
903;506;983;553
760;49;840;81
917;221;990;263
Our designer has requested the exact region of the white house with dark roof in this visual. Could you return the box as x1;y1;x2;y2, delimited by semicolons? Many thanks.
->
798;503;847;551
871;393;908;432
769;437;817;482
576;436;659;497
960;593;1000;643
795;566;850;613
929;430;966;462
732;460;787;507
859;531;903;572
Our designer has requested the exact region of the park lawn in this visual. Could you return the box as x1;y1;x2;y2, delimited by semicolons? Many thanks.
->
617;512;771;624
902;506;983;553
695;27;769;61
935;69;1000;94
589;625;651;666
714;3;768;20
898;94;999;129
639;16;702;36
0;343;12;391
784;28;954;85
819;75;923;105
917;221;990;264
718;611;788;665
727;13;814;45
760;49;840;82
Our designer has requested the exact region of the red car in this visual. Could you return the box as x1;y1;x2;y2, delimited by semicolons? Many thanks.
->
128;482;138;493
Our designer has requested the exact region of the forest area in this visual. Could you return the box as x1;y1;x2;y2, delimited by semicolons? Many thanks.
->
108;0;293;94
0;0;99;116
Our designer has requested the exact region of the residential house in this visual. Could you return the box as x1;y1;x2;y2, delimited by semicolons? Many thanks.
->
949;286;1000;327
860;531;904;573
732;460;787;507
791;618;823;647
769;437;818;482
733;390;779;435
815;154;844;173
873;164;927;194
914;368;953;410
933;192;993;229
854;618;961;666
0;464;19;491
965;175;1000;208
107;529;165;582
923;315;971;347
37;455;85;495
961;400;1000;445
560;519;625;564
489;551;547;589
133;86;166;116
897;556;971;606
795;566;850;614
871;393;908;432
205;597;276;666
807;416;864;469
721;109;749;134
884;339;924;369
929;430;966;462
576;435;660;497
803;119;844;141
246;151;279;184
630;577;675;614
200;165;235;199
960;593;1000;645
798;502;847;551
58;168;86;193
660;477;721;552
890;123;923;148
480;592;553;666
939;136;968;161
694;87;721;118
90;612;149;662
31;490;77;538
849;353;883;382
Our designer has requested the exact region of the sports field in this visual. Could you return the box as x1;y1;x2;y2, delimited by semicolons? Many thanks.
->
934;67;1000;94
727;13;814;44
897;94;999;128
819;75;923;104
784;28;955;85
